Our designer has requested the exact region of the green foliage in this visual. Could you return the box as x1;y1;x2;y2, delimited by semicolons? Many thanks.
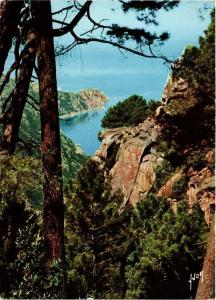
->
0;155;66;298
5;211;64;299
157;140;183;167
60;134;87;182
59;88;108;116
172;175;188;199
19;102;87;183
58;91;88;115
107;1;179;46
1;78;106;118
164;9;215;147
152;159;175;193
65;159;132;299
45;259;65;299
0;9;213;300
0;81;87;183
186;150;206;171
101;95;159;128
5;210;44;299
125;194;207;299
0;155;43;208
0;156;43;297
65;159;207;299
0;164;64;298
178;9;215;98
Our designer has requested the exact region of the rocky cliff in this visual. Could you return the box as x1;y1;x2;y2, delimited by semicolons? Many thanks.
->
95;119;162;208
94;75;215;225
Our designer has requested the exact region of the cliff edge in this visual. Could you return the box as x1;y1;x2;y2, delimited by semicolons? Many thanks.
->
94;75;215;225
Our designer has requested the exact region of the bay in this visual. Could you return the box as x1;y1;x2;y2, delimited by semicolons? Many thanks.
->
60;108;106;156
59;65;167;156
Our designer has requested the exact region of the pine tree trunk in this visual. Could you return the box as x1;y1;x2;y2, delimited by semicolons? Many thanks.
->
0;31;36;155
196;217;215;299
0;0;23;78
36;0;65;275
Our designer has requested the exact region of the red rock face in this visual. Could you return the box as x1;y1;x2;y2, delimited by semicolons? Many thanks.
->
110;139;146;204
157;172;183;198
130;154;157;206
95;119;163;208
187;167;215;225
94;76;215;222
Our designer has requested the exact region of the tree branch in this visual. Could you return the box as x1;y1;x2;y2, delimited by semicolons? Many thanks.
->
27;97;40;112
86;6;111;30
69;30;173;63
0;39;36;97
52;1;92;37
1;89;15;113
0;62;20;97
52;5;74;16
28;93;39;106
17;137;40;151
14;36;21;82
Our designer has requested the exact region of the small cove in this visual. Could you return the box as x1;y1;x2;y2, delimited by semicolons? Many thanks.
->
60;95;122;155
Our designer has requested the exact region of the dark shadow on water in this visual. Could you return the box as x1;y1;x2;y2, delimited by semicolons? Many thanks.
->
61;111;100;126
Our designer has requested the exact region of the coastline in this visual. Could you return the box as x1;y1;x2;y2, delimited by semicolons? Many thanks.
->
59;106;105;121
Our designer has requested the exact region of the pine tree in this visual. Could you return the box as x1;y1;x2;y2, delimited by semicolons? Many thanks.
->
125;194;208;299
0;0;23;78
65;159;132;299
35;1;65;284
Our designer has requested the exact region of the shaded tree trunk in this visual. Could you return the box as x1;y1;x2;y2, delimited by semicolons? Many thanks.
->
0;31;36;155
0;0;23;78
196;217;215;299
36;0;65;274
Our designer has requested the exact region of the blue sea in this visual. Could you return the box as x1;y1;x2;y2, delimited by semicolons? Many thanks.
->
59;50;170;155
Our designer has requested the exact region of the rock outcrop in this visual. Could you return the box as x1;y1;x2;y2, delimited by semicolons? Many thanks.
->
157;171;183;198
80;89;108;109
156;75;198;120
94;73;215;222
187;167;215;225
95;119;163;207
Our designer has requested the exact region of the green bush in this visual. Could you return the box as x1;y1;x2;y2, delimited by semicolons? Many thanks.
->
152;160;175;193
64;160;207;299
101;95;159;128
166;9;215;147
0;155;43;208
172;176;189;199
178;9;215;99
0;156;64;299
125;194;207;299
186;150;206;171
